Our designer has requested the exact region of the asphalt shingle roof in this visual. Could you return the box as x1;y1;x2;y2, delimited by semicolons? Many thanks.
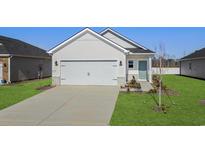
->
0;35;50;58
126;48;155;54
181;48;205;60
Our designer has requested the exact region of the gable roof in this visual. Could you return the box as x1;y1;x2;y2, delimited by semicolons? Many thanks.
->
48;28;129;54
0;35;50;58
100;28;155;54
181;48;205;60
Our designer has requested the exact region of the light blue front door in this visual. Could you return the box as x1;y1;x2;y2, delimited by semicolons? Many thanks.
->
138;61;148;80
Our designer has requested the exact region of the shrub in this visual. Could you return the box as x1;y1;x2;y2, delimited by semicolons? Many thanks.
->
128;76;141;89
152;75;167;90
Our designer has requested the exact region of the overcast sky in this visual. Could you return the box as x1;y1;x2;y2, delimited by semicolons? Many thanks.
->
0;27;205;58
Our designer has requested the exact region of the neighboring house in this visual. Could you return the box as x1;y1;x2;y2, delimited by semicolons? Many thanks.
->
49;28;155;86
180;48;205;79
0;35;51;83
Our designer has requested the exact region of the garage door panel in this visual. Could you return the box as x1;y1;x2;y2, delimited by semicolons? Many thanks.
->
60;60;117;85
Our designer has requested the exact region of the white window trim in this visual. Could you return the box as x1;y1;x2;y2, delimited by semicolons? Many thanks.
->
128;60;134;69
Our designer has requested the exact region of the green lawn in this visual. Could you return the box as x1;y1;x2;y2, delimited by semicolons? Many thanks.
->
0;78;51;110
110;75;205;126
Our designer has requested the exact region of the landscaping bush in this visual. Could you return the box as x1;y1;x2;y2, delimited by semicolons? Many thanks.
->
152;75;167;91
128;76;141;89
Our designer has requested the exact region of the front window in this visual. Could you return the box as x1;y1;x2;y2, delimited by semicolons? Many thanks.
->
189;63;192;70
128;60;134;68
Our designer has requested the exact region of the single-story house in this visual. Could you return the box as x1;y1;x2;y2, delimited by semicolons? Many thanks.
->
0;35;51;83
180;48;205;79
49;28;155;86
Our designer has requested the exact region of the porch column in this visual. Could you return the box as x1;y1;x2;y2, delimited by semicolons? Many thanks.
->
148;57;152;83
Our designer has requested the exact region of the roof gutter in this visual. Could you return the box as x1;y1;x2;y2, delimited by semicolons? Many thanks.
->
0;54;51;59
180;56;205;61
128;52;155;55
0;54;10;57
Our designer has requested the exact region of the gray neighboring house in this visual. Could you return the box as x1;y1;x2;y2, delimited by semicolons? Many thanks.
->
0;35;51;83
180;48;205;79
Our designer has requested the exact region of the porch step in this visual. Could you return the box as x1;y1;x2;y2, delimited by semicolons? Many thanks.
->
139;81;153;92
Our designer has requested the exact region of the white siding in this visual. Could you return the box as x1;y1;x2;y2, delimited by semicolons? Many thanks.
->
180;59;205;79
102;32;136;48
52;32;126;85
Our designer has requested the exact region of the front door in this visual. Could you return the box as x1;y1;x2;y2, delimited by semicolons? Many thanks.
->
138;60;148;80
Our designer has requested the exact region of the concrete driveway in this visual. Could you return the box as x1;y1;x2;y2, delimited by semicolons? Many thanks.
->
0;86;119;126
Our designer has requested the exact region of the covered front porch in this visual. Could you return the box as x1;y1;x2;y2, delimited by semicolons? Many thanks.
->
126;54;153;83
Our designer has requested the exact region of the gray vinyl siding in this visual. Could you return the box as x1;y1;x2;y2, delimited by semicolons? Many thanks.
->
180;59;205;79
10;56;51;82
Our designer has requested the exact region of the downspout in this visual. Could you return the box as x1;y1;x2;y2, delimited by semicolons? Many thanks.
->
149;57;152;83
125;51;129;83
7;56;12;83
179;60;181;75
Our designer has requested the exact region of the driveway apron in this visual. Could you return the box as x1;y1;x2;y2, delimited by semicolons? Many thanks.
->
0;86;119;126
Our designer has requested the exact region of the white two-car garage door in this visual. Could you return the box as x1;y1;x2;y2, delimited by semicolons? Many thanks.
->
60;60;118;85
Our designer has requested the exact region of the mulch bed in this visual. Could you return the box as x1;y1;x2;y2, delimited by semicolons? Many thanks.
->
36;85;55;91
149;88;180;96
152;105;170;114
199;100;205;105
162;89;180;96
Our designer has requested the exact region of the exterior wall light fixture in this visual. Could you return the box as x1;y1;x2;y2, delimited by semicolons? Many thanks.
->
55;61;58;66
119;61;122;66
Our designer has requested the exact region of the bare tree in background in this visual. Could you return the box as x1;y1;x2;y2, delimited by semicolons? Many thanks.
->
183;51;186;57
158;44;163;108
158;43;166;108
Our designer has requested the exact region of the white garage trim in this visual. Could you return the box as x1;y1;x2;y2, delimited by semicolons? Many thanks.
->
60;60;118;85
48;28;128;54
